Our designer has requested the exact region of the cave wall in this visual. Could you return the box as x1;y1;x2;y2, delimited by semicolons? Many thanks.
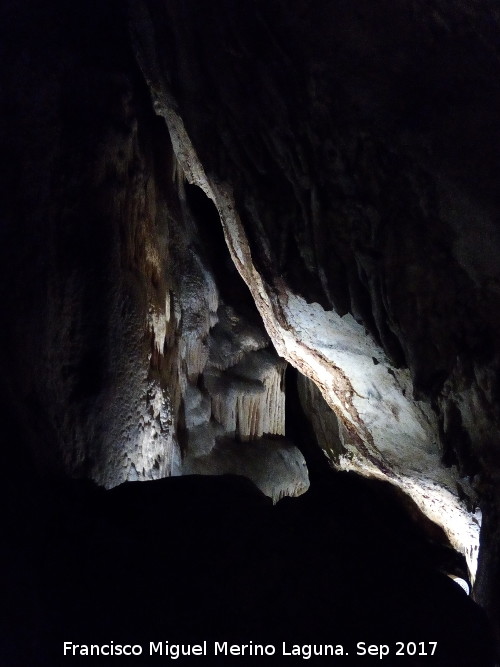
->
126;0;500;593
0;0;307;499
127;0;491;579
0;0;183;486
129;0;500;486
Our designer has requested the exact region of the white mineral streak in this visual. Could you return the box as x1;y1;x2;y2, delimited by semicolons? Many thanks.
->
158;104;480;579
149;305;167;354
165;290;171;323
128;20;308;501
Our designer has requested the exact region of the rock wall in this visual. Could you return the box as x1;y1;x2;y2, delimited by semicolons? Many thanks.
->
0;0;307;501
0;0;181;487
128;0;500;586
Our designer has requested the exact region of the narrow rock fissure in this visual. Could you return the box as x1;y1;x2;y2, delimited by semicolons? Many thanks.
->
184;182;259;323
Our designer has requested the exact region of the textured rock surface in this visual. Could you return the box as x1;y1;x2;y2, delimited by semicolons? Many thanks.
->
129;28;480;576
128;0;500;584
0;0;307;501
0;1;182;488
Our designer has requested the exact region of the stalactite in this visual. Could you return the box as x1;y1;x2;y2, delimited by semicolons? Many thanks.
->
206;350;286;441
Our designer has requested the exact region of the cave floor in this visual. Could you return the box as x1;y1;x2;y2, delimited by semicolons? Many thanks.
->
1;473;495;666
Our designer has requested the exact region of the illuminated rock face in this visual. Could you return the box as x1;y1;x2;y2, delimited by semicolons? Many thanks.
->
171;229;307;499
0;18;182;490
129;0;500;584
0;0;307;502
132;92;480;575
181;302;308;502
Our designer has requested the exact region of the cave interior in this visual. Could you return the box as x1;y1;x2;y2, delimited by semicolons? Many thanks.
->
2;1;500;665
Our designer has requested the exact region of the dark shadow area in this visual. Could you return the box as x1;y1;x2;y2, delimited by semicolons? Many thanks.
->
0;363;495;664
0;427;495;666
185;182;262;325
285;364;471;580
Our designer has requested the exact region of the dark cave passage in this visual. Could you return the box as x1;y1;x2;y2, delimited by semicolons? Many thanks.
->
285;364;332;486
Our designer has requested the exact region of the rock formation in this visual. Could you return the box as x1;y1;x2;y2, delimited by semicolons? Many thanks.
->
1;0;500;662
128;0;499;582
